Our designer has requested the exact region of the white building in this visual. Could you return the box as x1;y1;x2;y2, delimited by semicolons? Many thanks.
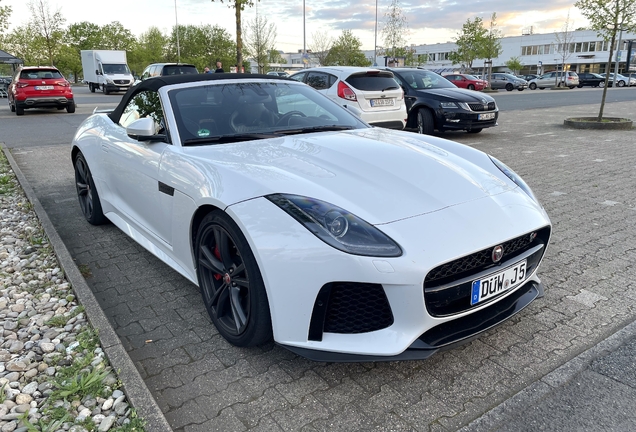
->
363;29;636;75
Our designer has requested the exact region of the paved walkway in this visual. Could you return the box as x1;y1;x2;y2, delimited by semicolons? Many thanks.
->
4;95;636;431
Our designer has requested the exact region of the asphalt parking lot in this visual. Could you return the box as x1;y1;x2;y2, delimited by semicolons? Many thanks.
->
2;93;636;431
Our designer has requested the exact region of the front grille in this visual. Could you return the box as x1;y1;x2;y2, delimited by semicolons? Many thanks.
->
467;102;496;111
308;282;394;340
114;80;130;85
424;226;551;317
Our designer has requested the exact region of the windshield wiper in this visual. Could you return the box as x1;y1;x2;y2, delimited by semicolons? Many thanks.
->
382;86;399;91
274;125;355;136
182;133;282;145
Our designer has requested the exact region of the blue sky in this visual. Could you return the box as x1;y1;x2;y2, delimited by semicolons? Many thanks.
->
5;0;590;52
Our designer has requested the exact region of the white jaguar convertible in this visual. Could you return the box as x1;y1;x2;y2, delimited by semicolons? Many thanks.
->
71;74;551;361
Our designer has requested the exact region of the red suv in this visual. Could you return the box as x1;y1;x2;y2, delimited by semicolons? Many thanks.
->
443;74;488;91
8;66;75;116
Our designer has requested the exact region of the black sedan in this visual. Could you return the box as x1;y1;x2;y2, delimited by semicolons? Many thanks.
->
385;68;498;134
577;72;611;88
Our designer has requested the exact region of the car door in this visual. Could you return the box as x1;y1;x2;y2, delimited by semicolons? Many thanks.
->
492;74;506;89
101;89;173;245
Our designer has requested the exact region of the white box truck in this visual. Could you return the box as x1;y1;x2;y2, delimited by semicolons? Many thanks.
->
81;50;134;95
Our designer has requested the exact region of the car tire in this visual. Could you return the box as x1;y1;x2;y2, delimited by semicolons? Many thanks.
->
505;83;513;91
9;102;15;112
195;211;273;347
577;84;583;88
518;88;524;91
539;87;545;90
74;153;108;225
529;83;537;90
67;103;76;113
467;128;483;134
618;80;625;87
568;86;575;89
15;105;24;116
416;108;435;135
468;84;475;90
598;81;605;88
102;85;109;95
89;83;95;93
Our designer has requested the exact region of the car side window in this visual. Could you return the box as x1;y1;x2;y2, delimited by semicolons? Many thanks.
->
290;72;307;82
119;90;165;133
141;67;151;80
306;72;331;90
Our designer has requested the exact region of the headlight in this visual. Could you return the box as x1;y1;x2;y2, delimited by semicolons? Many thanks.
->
267;194;402;257
440;102;458;109
105;77;114;84
489;156;539;203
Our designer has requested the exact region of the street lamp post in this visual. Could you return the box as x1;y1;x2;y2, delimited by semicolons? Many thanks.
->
174;0;180;63
373;0;378;66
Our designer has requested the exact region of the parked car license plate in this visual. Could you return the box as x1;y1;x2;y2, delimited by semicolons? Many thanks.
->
35;86;54;90
478;112;495;120
370;98;394;107
470;260;526;305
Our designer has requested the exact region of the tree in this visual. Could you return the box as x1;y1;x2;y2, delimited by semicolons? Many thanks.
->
505;56;523;75
243;13;277;73
100;22;136;51
553;11;576;86
268;49;285;64
381;0;408;62
324;30;370;66
0;0;11;35
165;24;235;72
448;17;487;70
575;0;636;120
308;30;333;66
128;27;168;75
55;44;82;82
211;0;259;73
3;24;47;65
481;13;503;85
28;0;65;66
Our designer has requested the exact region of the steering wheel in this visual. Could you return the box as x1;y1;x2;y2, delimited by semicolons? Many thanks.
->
276;111;306;126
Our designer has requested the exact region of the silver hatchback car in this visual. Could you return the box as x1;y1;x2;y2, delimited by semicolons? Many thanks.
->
488;73;528;91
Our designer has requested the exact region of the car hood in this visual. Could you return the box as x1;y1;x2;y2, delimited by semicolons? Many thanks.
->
417;87;495;103
172;128;513;225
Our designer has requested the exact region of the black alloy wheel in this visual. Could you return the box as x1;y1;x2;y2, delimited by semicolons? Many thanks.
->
74;153;107;225
195;211;272;347
599;81;605;88
505;83;514;91
416;108;434;135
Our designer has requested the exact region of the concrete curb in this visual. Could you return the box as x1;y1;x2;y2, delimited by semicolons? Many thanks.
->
1;144;173;432
458;318;636;431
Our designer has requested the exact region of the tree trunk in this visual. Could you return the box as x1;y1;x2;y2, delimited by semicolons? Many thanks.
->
236;5;242;73
598;31;616;121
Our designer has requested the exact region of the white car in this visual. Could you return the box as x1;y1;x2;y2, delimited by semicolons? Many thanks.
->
71;74;551;361
290;66;407;130
528;71;580;89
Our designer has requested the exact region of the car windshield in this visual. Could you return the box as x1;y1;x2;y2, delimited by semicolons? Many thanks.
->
163;65;198;75
168;81;368;145
398;70;456;89
464;75;479;80
103;64;131;75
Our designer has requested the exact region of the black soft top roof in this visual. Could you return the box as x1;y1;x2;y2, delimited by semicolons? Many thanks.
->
108;73;293;123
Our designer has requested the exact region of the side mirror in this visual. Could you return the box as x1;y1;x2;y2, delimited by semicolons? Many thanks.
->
126;117;161;140
342;104;362;119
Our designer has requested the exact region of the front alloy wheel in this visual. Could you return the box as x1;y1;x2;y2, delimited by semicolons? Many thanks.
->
74;153;107;225
196;211;272;347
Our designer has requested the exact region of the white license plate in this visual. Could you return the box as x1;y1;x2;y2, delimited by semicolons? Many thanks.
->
35;86;54;90
470;260;527;305
370;98;395;107
478;112;495;120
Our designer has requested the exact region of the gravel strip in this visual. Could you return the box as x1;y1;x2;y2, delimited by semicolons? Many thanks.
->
0;150;145;432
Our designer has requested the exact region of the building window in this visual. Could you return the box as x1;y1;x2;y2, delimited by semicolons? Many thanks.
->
532;45;538;55
588;41;596;52
538;45;544;55
428;53;435;62
582;42;589;52
575;43;582;53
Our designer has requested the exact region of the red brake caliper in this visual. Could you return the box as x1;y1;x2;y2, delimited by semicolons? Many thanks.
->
213;245;222;280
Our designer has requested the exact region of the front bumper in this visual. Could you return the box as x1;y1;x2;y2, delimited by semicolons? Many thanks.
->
436;108;499;131
228;188;551;360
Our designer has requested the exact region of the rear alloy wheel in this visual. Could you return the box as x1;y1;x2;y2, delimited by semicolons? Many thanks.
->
505;83;514;91
467;128;483;134
74;153;107;225
467;84;475;90
416;108;435;135
617;80;625;87
195;211;272;347
598;81;605;88
529;83;537;90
